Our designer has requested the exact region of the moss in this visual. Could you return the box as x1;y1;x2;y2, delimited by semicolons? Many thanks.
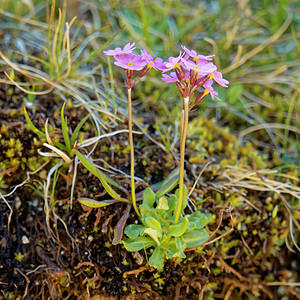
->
10;158;19;167
5;148;15;158
14;252;24;262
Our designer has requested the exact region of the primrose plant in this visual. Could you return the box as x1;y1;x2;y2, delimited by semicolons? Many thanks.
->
100;43;229;269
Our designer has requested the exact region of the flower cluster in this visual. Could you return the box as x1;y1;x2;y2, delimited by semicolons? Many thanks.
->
104;42;165;89
162;46;229;109
104;43;229;108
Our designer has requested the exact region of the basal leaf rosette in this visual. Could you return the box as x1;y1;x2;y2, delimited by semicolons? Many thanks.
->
123;187;210;269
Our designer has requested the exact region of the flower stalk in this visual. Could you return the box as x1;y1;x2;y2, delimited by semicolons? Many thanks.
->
127;88;140;216
174;97;189;224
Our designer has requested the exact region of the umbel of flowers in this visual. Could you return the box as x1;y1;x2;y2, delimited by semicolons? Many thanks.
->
104;42;228;223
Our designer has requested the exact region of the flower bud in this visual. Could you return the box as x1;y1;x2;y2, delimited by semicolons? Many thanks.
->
195;74;211;88
189;69;198;87
174;64;186;82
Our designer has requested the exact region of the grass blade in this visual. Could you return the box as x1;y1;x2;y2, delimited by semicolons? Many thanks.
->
61;103;71;153
24;106;46;140
76;151;128;201
73;25;124;69
70;112;91;144
24;107;67;150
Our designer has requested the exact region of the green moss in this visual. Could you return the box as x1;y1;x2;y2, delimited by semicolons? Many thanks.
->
14;252;24;262
6;148;15;158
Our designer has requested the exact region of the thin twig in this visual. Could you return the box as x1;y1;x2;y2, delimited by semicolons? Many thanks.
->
188;162;211;197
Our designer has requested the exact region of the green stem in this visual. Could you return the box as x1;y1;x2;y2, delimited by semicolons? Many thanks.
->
128;88;140;216
174;97;189;224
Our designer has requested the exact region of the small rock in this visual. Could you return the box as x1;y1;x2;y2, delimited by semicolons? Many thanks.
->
22;235;30;244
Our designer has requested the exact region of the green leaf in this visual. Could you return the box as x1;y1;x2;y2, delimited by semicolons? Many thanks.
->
61;103;71;153
167;216;189;237
140;203;155;217
182;229;209;248
175;237;186;255
24;106;46;140
156;168;180;198
78;197;118;208
76;151;126;201
71;112;91;144
124;224;146;239
164;238;186;259
187;211;211;230
168;194;177;213
175;185;188;212
143;216;162;234
272;205;278;218
23;107;66;150
144;228;160;245
157;197;169;210
123;236;155;252
149;247;164;269
142;187;156;207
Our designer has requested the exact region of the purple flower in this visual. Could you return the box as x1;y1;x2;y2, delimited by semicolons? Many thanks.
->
161;72;178;83
212;71;229;87
185;61;217;75
103;42;136;56
161;71;190;83
163;52;189;72
182;46;214;62
114;53;146;71
140;50;166;71
203;80;222;101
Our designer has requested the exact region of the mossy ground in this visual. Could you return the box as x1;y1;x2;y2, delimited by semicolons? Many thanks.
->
0;0;300;299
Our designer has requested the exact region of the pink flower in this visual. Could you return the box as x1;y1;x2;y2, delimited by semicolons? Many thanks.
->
185;61;217;75
163;52;189;72
161;71;189;83
203;80;222;101
103;42;136;56
182;46;214;62
161;72;178;83
212;71;229;87
140;50;166;71
114;53;146;71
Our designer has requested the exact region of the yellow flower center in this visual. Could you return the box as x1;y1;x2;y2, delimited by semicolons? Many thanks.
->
194;57;199;62
174;62;181;69
209;73;214;80
203;89;210;96
128;62;133;66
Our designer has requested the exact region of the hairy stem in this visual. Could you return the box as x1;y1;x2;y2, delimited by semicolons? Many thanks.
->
174;97;189;224
128;88;140;216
